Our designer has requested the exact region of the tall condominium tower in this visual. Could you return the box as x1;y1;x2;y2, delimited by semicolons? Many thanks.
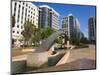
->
62;14;80;40
12;1;39;47
38;5;59;30
88;16;96;44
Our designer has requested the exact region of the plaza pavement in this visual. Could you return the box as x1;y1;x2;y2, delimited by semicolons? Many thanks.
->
12;45;96;72
27;45;96;73
12;49;35;62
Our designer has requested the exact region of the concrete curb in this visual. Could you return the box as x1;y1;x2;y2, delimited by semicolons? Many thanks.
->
56;51;70;66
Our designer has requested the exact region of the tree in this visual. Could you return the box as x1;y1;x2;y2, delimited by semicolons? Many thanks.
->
55;36;62;44
80;37;89;44
40;27;55;40
12;16;15;27
69;36;80;45
22;21;36;47
32;28;41;46
32;27;56;46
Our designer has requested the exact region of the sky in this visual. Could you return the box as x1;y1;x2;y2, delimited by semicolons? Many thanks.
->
33;2;96;38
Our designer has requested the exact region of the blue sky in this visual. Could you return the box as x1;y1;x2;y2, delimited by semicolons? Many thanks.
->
33;2;96;38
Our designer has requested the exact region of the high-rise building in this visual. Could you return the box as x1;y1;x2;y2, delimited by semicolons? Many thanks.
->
75;18;81;39
38;5;59;30
80;32;85;39
62;14;80;40
12;1;39;47
88;17;96;44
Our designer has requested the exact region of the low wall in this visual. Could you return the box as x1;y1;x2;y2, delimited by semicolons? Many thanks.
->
11;60;26;74
48;52;65;66
27;52;48;68
56;51;70;66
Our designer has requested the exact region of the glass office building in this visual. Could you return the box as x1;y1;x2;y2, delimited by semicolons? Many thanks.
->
62;14;80;40
88;17;96;44
38;5;59;30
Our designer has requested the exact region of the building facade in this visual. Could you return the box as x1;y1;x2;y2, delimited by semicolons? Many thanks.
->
88;17;96;44
38;5;59;30
12;1;39;47
62;14;80;41
75;18;81;39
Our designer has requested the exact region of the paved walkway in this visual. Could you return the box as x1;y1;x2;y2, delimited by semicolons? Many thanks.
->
27;45;96;73
12;45;96;73
54;45;95;66
12;49;35;62
12;54;27;62
66;45;95;63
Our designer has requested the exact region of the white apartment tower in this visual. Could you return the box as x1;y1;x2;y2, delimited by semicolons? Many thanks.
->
12;1;39;47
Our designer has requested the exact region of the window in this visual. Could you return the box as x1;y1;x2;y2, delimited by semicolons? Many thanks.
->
13;31;15;33
17;31;19;34
29;6;30;8
25;8;27;21
17;4;21;23
34;13;35;15
29;10;30;13
14;2;17;16
21;31;23;34
21;26;23;29
22;6;24;10
28;14;30;17
23;2;24;5
21;6;24;23
17;25;19;28
26;3;28;7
